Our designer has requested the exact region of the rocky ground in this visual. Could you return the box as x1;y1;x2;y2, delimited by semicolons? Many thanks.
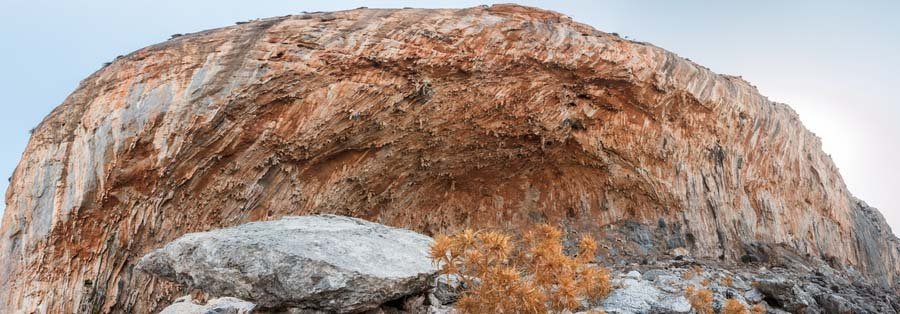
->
593;258;900;314
157;259;900;314
143;215;898;314
405;259;900;314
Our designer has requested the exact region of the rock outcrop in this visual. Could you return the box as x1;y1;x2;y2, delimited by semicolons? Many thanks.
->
600;276;691;313
159;296;255;314
589;258;900;314
136;215;437;313
0;4;898;313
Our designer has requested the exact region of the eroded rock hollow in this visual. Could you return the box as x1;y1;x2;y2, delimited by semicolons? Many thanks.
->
1;4;897;313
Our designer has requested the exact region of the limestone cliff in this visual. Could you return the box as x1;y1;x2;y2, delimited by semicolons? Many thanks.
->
1;4;897;313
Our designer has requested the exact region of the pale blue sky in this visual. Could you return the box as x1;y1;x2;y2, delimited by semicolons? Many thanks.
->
1;1;898;234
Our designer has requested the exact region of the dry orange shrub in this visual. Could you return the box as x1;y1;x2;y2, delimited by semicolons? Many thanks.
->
685;286;714;314
723;298;750;314
684;265;703;280
751;303;767;314
429;224;612;314
720;274;734;287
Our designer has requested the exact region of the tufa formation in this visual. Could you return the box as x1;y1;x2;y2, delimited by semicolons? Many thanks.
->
0;4;897;313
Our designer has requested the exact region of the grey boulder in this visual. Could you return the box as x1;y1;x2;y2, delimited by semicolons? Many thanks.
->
136;215;438;313
601;278;691;314
816;294;855;314
754;275;818;313
431;275;463;305
160;296;255;314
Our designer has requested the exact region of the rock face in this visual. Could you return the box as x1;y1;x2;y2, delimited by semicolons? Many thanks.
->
136;215;437;313
0;4;898;313
159;296;255;314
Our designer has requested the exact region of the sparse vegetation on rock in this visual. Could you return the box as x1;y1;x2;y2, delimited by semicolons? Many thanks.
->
720;274;734;287
430;224;611;314
751;303;767;314
723;298;749;314
685;285;714;314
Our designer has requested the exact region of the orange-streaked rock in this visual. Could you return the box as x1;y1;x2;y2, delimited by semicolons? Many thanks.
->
0;4;897;313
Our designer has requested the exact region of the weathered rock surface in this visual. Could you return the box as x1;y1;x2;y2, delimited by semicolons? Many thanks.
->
754;275;816;313
136;215;437;313
430;275;463;306
0;3;898;313
600;277;691;314
159;296;255;314
585;258;900;314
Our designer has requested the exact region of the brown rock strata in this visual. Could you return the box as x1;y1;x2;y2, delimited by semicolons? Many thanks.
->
0;4;897;313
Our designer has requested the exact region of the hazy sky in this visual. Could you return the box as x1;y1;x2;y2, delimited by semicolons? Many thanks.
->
1;1;897;235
